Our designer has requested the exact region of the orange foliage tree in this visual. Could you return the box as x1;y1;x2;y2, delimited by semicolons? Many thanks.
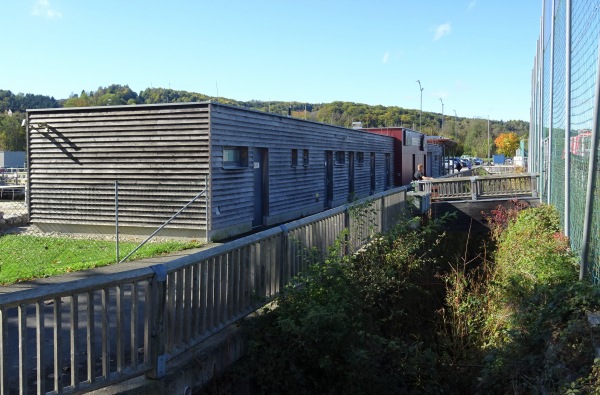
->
494;132;520;156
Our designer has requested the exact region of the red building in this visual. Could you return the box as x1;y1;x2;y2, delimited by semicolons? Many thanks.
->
359;126;427;186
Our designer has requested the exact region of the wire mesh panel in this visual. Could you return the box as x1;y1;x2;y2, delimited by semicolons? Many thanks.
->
569;0;599;258
533;0;600;282
549;0;567;223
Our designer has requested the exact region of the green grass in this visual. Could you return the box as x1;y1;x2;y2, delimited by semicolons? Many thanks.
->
0;235;203;285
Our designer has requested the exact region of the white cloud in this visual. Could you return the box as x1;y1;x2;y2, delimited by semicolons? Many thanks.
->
468;0;477;10
32;0;62;19
434;23;452;41
382;51;390;64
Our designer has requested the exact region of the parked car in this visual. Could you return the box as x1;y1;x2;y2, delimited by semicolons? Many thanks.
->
472;158;483;165
460;158;472;167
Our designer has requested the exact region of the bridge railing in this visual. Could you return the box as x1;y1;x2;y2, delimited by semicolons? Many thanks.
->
0;186;407;394
416;173;539;201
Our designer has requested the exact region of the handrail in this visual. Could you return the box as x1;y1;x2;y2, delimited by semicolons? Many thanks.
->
416;173;539;201
0;186;408;394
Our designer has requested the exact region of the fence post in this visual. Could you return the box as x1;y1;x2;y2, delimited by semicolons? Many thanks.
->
146;264;167;379
279;225;289;292
380;195;386;233
470;177;478;200
115;180;119;264
344;205;351;255
531;174;539;198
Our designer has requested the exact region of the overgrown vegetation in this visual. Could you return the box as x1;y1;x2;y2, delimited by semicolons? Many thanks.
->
228;203;600;394
0;234;202;284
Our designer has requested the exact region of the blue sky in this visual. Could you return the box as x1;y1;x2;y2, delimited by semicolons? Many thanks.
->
1;0;540;122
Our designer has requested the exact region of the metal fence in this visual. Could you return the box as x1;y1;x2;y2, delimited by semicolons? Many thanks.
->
0;168;27;231
530;0;600;281
0;186;408;394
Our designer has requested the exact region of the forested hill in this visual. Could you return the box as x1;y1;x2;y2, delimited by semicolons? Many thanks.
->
0;85;529;156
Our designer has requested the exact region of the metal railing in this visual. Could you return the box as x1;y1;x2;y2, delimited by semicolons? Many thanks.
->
416;173;539;201
0;186;408;394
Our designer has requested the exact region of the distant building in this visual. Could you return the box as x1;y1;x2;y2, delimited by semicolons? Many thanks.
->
360;127;427;185
0;151;26;169
426;137;458;178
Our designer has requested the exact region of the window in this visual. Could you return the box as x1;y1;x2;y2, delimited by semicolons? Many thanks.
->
223;146;248;168
291;149;298;167
335;151;345;165
303;149;309;166
356;152;364;165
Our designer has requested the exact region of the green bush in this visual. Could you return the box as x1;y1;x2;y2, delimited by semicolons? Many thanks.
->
235;203;600;394
479;205;600;394
240;214;447;394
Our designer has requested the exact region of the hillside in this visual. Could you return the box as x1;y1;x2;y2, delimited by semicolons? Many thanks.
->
0;85;529;157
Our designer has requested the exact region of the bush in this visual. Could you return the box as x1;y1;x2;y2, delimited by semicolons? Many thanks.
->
479;205;600;394
239;214;448;394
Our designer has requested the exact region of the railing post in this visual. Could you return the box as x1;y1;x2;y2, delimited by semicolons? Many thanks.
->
470;177;478;200
146;264;167;379
344;206;351;254
279;225;289;292
531;174;539;198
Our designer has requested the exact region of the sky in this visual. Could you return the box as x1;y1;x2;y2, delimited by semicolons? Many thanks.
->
1;0;541;122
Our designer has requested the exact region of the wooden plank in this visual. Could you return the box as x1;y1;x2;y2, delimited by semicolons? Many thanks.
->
18;305;27;395
53;297;62;392
116;285;124;372
130;282;138;369
87;291;96;384
101;288;110;378
70;295;79;389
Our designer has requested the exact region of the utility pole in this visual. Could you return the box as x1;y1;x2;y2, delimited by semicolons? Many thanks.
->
416;80;423;132
439;98;444;134
487;115;491;160
453;109;457;140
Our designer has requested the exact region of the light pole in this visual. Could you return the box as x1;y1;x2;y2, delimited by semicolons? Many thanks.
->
439;98;444;134
487;115;490;160
416;80;423;132
453;109;457;140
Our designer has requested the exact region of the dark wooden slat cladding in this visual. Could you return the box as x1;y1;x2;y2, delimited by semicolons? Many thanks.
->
208;104;394;238
28;102;395;240
28;104;210;237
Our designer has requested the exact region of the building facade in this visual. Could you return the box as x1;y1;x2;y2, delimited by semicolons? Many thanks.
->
27;102;395;241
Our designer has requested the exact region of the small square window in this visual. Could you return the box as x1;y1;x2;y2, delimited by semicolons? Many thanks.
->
357;152;364;165
303;149;309;166
223;146;248;168
291;149;298;167
335;151;345;165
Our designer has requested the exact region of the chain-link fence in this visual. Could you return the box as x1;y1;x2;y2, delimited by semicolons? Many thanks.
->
531;0;600;282
0;168;27;230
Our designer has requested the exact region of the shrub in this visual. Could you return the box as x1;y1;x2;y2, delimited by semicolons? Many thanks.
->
239;213;448;394
479;204;600;394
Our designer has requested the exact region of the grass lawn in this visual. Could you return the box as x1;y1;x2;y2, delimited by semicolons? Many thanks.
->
0;234;203;285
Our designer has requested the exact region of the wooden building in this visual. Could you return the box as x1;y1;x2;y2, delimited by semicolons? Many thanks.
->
26;102;395;241
358;127;427;185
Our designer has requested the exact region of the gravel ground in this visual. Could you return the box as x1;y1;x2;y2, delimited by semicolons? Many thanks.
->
0;201;197;243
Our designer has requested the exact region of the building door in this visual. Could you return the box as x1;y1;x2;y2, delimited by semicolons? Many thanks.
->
325;151;333;209
370;152;376;195
253;148;269;227
348;151;355;200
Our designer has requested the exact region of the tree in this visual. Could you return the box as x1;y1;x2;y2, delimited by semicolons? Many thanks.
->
494;132;520;156
0;113;26;151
